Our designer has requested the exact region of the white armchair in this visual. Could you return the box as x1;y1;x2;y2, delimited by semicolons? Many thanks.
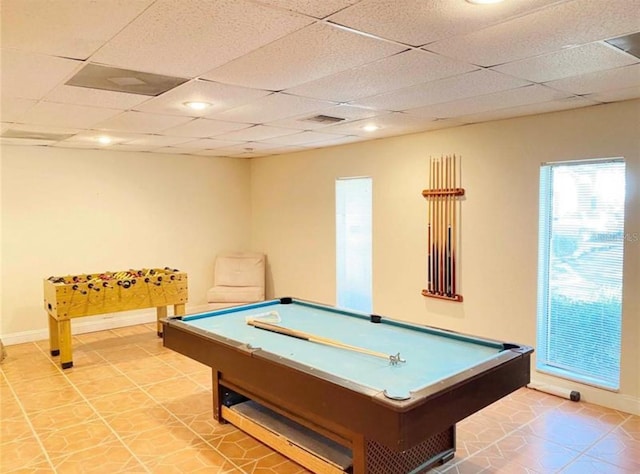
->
206;252;265;309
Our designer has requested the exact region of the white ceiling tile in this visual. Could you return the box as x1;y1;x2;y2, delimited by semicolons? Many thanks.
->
459;97;600;123
587;85;640;103
305;134;364;146
201;22;405;90
215;125;299;142
260;130;348;146
5;123;84;136
94;111;195;133
0;0;154;59
267;104;387;130
426;0;640;67
254;0;360;18
321;112;458;136
19;102;123;129
545;64;640;95
354;69;530;110
151;146;204;154
63;130;149;145
211;93;335;123
90;0;313;77
125;135;201;147
134;80;272;117
51;141;105;150
178;138;245;149
405;85;571;119
208;141;295;153
45;84;150;109
285;50;477;102
195;149;242;157
328;0;562;47
1;49;81;100
492;42;639;83
161;118;253;138
0;97;38;122
0;137;56;146
2;0;637;156
99;144;157;152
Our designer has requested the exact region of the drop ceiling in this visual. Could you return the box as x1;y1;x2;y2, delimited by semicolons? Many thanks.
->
1;0;639;159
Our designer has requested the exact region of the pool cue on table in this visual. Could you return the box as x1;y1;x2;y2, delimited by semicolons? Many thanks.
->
246;319;406;365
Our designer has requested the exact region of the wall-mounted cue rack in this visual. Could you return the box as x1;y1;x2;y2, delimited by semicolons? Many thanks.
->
422;155;464;302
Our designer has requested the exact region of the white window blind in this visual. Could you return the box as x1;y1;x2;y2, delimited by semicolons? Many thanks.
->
336;177;372;313
537;158;625;390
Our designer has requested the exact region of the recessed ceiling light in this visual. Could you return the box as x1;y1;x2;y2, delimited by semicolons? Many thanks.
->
466;0;504;4
97;136;112;145
184;101;212;111
362;124;379;132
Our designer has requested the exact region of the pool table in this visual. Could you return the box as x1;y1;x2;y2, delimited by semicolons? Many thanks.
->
162;297;533;474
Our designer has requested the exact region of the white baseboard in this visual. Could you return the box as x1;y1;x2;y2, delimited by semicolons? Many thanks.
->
530;374;640;416
1;311;157;346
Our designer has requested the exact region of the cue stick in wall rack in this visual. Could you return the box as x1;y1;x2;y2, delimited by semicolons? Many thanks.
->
422;154;464;302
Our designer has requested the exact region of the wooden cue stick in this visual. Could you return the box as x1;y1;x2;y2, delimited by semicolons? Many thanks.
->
432;157;437;294
442;156;446;296
427;157;433;293
247;320;401;362
448;154;453;296
447;154;452;296
434;157;440;294
452;155;457;296
432;156;437;294
438;156;445;295
445;155;450;296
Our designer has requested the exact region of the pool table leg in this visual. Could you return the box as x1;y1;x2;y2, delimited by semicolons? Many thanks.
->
48;313;60;357
211;368;230;424
351;435;366;474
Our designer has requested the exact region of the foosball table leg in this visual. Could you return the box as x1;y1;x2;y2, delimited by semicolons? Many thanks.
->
58;319;73;369
156;306;168;337
48;313;60;356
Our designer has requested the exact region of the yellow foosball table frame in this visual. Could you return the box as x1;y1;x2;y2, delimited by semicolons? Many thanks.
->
44;267;188;369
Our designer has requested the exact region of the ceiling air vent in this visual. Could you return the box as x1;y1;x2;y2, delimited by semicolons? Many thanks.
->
301;114;346;124
605;32;640;59
65;63;188;96
1;129;75;141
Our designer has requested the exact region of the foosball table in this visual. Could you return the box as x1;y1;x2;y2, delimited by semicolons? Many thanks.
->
44;267;188;368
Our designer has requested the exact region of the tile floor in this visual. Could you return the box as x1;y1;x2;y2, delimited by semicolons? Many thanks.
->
1;323;638;473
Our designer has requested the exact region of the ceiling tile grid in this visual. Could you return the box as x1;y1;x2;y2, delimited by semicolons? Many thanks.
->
200;22;406;90
425;0;640;67
1;0;638;158
88;0;314;78
284;49;478;102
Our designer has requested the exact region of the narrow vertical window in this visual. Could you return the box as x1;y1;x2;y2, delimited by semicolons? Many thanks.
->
336;177;372;313
537;159;625;389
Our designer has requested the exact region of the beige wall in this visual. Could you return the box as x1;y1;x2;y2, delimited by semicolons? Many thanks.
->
251;100;640;414
0;146;252;339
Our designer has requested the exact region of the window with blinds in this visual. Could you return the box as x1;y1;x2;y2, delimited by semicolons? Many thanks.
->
336;177;372;313
537;158;625;390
